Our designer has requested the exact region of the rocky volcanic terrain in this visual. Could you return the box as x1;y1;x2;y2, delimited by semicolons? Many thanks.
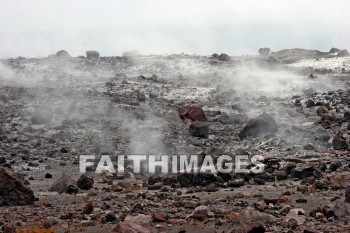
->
1;48;350;233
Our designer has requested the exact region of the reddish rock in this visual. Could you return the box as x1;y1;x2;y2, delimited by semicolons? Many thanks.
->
83;202;94;214
0;167;35;206
152;211;167;222
111;221;151;233
179;106;207;122
148;175;163;185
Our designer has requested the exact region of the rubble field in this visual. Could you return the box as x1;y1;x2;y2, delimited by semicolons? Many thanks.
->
1;49;350;233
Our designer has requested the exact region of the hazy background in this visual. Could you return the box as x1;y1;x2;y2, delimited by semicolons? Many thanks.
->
0;0;349;58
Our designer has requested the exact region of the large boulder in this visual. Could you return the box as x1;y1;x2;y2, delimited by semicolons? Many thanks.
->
111;221;151;233
0;167;35;206
48;172;78;194
86;51;100;59
239;113;278;139
258;47;271;57
55;50;70;58
337;49;350;57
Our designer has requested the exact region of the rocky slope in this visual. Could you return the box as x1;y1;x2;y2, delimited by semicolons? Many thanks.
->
0;49;350;232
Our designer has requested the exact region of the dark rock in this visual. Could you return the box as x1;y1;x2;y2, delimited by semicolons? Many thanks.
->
111;221;151;233
189;121;209;138
177;173;194;187
162;176;178;186
56;50;70;58
337;49;349;57
148;175;163;185
345;187;350;203
105;212;117;222
137;93;146;101
344;111;350;121
303;144;315;150
206;183;218;192
217;171;232;182
305;99;315;108
239;113;278;139
330;48;340;53
332;134;348;150
148;182;163;190
193;173;216;186
329;161;342;171
218;112;243;124
45;173;52;179
322;206;336;218
276;171;288;181
48;172;78;194
0;167;35;206
227;180;245;187
179;106;208;122
218;53;231;61
83;202;94;214
259;48;271;57
77;175;94;190
291;166;316;180
86;51;100;58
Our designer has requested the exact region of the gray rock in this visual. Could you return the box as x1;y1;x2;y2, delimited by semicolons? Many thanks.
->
258;47;271;57
48;172;78;194
239;113;278;139
86;51;100;58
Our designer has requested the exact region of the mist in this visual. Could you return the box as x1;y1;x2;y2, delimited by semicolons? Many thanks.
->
1;0;350;58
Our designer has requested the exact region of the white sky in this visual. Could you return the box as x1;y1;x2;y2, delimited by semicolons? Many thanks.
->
0;0;349;57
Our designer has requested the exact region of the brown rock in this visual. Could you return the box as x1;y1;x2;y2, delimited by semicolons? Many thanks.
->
0;167;35;206
83;202;94;214
316;106;328;116
152;211;167;222
332;134;348;150
179;106;207;122
111;221;151;233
